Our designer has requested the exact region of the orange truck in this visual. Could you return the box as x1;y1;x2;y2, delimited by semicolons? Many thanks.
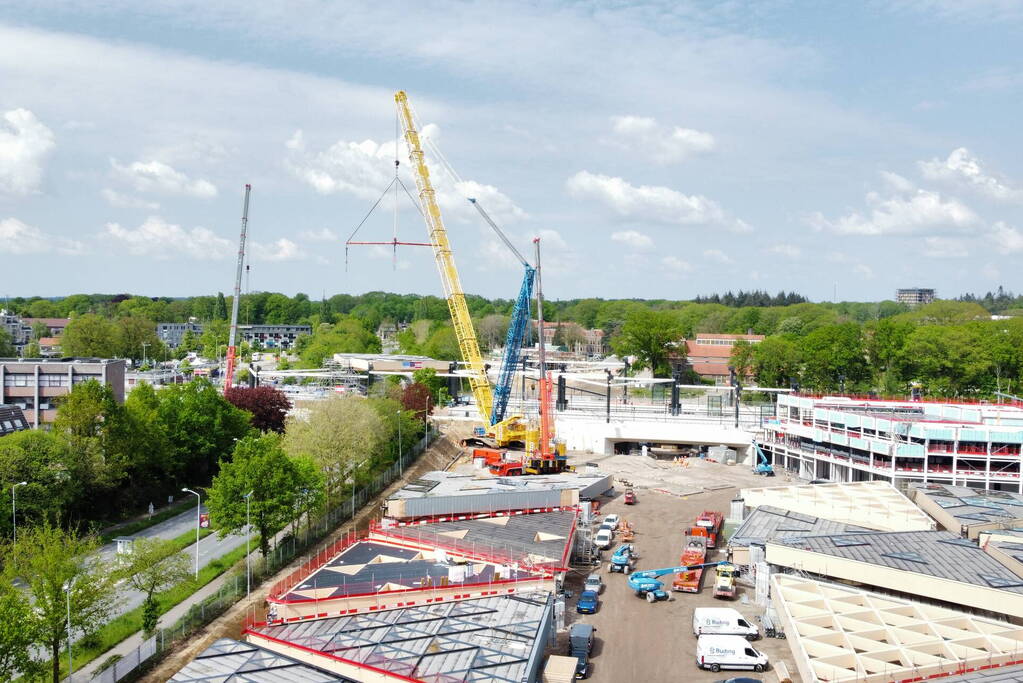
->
671;538;707;592
689;510;724;549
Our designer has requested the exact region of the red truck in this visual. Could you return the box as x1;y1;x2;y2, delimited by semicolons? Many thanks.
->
689;510;724;549
671;537;708;592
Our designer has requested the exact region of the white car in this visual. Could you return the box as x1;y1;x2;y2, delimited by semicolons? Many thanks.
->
594;528;614;550
601;514;621;529
584;573;603;594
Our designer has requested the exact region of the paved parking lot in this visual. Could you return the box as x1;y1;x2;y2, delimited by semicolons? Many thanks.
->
556;455;799;682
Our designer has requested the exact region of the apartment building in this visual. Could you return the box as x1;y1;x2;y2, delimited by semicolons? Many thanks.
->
761;393;1023;492
157;321;311;351
0;358;126;428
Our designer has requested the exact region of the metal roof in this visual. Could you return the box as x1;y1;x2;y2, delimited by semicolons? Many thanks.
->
169;638;353;682
376;510;577;568
912;482;1023;527
773;529;1023;594
280;540;537;603
728;505;873;548
249;591;553;683
389;471;611;501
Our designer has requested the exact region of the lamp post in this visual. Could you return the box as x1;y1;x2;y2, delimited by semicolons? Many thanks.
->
244;490;253;596
11;481;26;546
396;410;403;476
181;488;201;579
141;342;150;369
65;578;74;681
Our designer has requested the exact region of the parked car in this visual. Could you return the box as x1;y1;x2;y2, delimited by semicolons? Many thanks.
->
576;590;599;614
584;573;603;594
574;655;591;679
601;513;621;529
714;678;762;683
624;489;637;505
696;635;768;673
594;528;614;550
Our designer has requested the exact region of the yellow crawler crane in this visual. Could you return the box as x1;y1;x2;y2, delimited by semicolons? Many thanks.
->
395;91;494;424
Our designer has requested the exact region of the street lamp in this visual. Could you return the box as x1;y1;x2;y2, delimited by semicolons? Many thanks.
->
243;490;253;597
11;481;26;546
396;410;403;475
141;342;150;369
64;578;74;681
181;488;201;579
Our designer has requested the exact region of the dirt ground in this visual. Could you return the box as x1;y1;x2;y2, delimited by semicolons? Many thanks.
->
557;452;800;682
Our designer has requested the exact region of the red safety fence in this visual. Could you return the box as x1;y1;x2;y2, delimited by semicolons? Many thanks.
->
267;530;365;600
793;392;1023;407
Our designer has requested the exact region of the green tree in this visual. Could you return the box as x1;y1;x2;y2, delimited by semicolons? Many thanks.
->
752;337;802;388
729;340;756;380
0;328;14;357
0;431;83;535
61;314;118;357
119;537;191;637
4;523;120;683
0;581;43;680
31;320;50;340
283;395;385;499
296;317;382;368
116;316;164;362
412;368;447;405
22;340;41;358
207;434;324;556
799;323;869;391
156;378;253;482
422;326;460;360
611;309;684;377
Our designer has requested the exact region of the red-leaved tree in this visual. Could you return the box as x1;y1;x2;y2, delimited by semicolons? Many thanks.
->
224;386;291;433
401;382;432;423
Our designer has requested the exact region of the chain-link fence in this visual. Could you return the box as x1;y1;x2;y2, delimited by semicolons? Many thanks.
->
89;429;438;682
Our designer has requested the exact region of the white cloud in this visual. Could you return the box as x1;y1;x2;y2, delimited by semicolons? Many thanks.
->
853;264;874;279
703;249;733;264
111;158;218;198
661;255;692;273
923;236;970;259
880;171;916;193
611;230;654;250
607;115;715;164
768;244;802;259
918;148;1023;203
300;227;338;241
101;188;160;210
287;130;525;224
250;238;306;262
0;217;84;255
566;171;750;232
807;188;979;235
990;221;1023;252
101;216;232;259
0;108;55;196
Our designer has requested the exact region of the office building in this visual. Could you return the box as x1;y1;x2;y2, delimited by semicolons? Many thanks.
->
156;321;204;350
675;333;764;383
157;321;311;351
896;288;936;306
0;358;126;428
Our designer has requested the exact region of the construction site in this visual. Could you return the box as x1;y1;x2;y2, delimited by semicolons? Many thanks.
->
160;92;1023;683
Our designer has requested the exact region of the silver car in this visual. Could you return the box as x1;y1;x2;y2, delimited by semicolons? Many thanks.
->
584;573;603;594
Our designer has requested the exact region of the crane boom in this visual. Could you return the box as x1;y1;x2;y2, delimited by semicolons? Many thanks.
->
224;183;251;392
395;91;493;421
631;561;724;580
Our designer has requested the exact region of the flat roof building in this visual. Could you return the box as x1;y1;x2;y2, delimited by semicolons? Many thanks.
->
740;480;934;532
762;394;1023;493
773;573;1023;683
673;333;764;383
0;358;126;428
727;504;872;567
911;482;1023;539
170;638;354;682
767;529;1023;619
247;591;554;683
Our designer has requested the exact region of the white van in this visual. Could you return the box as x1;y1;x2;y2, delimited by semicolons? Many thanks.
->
594;528;614;550
693;607;760;640
696;634;768;673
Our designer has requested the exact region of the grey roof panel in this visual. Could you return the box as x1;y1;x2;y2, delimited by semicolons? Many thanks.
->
729;505;874;548
169;638;353;682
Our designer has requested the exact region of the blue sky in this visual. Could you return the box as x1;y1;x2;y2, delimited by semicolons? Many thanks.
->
1;1;1021;302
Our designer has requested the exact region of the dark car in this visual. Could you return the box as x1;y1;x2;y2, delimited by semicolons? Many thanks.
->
574;654;590;679
713;678;762;683
576;590;599;614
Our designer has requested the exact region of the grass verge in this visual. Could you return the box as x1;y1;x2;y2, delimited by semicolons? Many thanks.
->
51;536;252;679
97;499;195;545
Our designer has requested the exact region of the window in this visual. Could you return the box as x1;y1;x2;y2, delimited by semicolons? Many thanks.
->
745;648;757;657
882;551;928;564
979;574;1023;589
38;374;68;387
831;536;871;547
3;373;34;387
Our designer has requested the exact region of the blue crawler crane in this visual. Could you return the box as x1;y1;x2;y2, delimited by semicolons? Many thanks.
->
627;562;724;603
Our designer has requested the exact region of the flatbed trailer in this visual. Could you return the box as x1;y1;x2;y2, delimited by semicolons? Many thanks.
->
672;538;707;592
